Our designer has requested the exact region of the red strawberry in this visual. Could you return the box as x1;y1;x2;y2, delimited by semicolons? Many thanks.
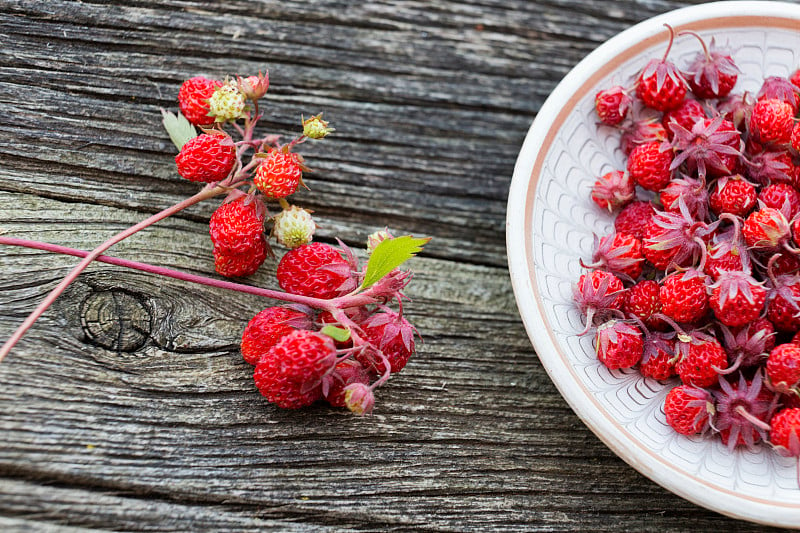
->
639;330;676;380
713;371;774;450
767;275;800;332
792;122;800;153
720;318;776;371
675;331;728;387
681;33;739;99
209;197;266;255
758;182;800;218
662;98;706;140
709;270;767;327
178;76;222;126
659;175;708;219
668;116;741;178
744;149;795;186
749;98;794;145
642;207;713;271
594;86;631;126
758;76;800;113
623;280;662;329
574;270;625;334
591;170;634;212
663;384;714;435
240;306;311;366
594;320;643;370
581;232;644;281
175;133;236;183
660;270;709;324
355;310;418;374
254;149;303;199
620;119;668;155
770;408;800;457
767;343;800;391
635;27;686;111
742;206;791;251
627;141;673;191
614;201;655;240
213;235;268;277
709;174;756;217
277;242;356;300
253;330;338;409
323;359;374;407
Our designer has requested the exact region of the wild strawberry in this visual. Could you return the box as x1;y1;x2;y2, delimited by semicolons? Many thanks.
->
207;82;246;122
743;206;791;252
594;86;631;126
209;197;266;255
709;270;767;327
642;205;715;271
594;320;643;370
668;116;740;178
581;232;644;281
620;118;668;155
709;174;756;217
767;343;800;392
770;408;800;457
659;174;708;219
254;149;303;199
717;91;755;130
276;242;356;300
573;270;625;333
675;331;728;387
791;69;800;90
663;384;714;435
591;170;634;212
322;359;373;408
271;205;316;249
614;201;654;240
177;76;221;126
175;133;236;183
713;371;774;450
623;280;662;329
253;330;337;409
758;182;800;219
636;27;686;111
704;237;746;280
758;76;800;113
240;306;312;365
744;149;795;186
749;98;794;145
681;33;739;99
792;122;800;153
213;235;268;277
766;274;800;332
720;319;776;371
627;141;673;191
355;310;418;374
662;98;706;140
660;269;709;324
639;329;677;380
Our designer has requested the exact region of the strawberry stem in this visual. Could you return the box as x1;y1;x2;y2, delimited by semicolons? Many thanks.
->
0;184;225;362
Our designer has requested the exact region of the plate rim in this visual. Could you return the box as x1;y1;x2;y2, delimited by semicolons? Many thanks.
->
506;1;800;527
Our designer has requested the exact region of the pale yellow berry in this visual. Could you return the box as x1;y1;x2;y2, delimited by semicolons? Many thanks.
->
272;205;316;249
366;228;393;254
208;83;246;122
302;113;334;139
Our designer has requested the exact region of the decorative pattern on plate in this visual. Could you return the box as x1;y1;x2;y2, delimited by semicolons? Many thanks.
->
508;3;800;526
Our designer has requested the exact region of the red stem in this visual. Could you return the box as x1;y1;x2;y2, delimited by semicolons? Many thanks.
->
0;184;224;362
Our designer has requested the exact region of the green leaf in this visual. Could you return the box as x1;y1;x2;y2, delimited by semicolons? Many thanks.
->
321;325;351;343
161;109;198;150
361;235;430;289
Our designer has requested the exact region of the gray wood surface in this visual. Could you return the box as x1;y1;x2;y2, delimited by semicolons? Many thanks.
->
0;1;790;531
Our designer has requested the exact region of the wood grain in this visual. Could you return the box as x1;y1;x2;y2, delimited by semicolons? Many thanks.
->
0;0;790;531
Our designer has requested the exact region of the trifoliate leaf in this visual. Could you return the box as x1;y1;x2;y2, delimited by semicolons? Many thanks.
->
361;235;430;289
161;109;198;150
321;325;351;343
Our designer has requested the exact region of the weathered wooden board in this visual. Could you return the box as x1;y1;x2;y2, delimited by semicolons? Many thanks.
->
0;0;790;531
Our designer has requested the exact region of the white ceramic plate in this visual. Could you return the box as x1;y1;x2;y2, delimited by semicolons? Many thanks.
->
507;1;800;527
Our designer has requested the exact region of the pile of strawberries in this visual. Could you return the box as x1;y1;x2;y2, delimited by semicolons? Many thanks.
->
575;26;800;460
171;73;423;414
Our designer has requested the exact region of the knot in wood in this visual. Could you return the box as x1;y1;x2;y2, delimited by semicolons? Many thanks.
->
80;289;151;352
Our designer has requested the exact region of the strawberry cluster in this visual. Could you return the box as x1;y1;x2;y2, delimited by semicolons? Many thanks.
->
169;72;427;415
577;26;800;461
